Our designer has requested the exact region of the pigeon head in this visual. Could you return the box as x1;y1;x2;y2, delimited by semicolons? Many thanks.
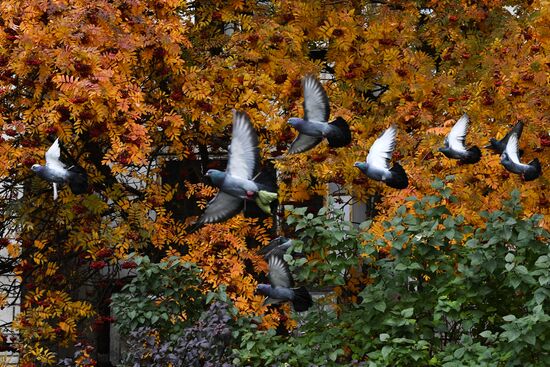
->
31;164;43;173
354;161;367;174
288;117;304;128
500;152;510;164
205;169;225;187
255;283;271;296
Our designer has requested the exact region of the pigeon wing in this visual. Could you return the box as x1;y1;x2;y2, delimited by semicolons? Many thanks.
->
504;132;521;165
45;138;65;169
268;255;294;288
196;192;243;225
226;111;259;180
366;125;397;170
302;75;330;122
288;134;323;154
501;121;524;147
448;114;469;152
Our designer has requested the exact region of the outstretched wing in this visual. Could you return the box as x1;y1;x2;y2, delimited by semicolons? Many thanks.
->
45;138;65;169
268;255;294;288
288;134;322;154
196;192;243;225
500;121;524;147
504;132;521;165
366;125;397;170
448;114;469;152
226;111;259;180
302;75;330;122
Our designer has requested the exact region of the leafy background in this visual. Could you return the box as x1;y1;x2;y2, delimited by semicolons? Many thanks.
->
0;0;548;365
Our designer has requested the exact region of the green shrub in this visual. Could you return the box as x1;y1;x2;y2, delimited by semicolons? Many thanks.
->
231;185;550;366
111;255;203;337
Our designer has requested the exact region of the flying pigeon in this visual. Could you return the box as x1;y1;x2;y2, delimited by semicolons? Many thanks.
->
258;237;293;258
354;125;408;189
485;121;524;155
438;113;481;164
31;138;88;200
195;111;278;226
256;254;313;312
287;74;351;154
364;83;389;101
500;131;541;181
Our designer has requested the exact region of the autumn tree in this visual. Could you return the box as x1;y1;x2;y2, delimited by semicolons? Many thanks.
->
0;0;548;364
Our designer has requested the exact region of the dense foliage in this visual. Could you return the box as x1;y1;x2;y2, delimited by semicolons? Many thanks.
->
232;185;550;366
0;0;548;364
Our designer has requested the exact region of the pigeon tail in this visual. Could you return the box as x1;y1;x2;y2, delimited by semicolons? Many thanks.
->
461;146;481;164
255;190;278;214
292;286;313;312
524;158;541;181
484;138;500;151
385;163;409;189
258;237;291;258
326;117;351;148
67;166;88;195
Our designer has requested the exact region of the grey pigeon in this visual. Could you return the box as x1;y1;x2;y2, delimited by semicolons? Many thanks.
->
486;121;524;155
258;237;293;258
354;125;408;189
500;131;541;181
287;75;351;154
438;113;481;164
256;254;313;312
31;138;88;200
195;111;278;226
364;83;388;101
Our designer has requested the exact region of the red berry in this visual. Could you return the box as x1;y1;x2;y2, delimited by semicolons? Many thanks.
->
69;97;87;104
5;128;17;137
25;58;42;66
96;248;113;258
90;260;107;270
540;134;550;147
23;157;36;167
170;90;183;101
121;261;138;269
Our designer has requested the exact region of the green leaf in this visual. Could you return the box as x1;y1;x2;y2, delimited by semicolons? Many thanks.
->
381;345;393;359
395;263;408;271
401;307;414;318
374;301;386;312
505;253;515;262
453;347;465;359
479;330;493;338
329;349;342;361
503;314;516;322
515;265;529;275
